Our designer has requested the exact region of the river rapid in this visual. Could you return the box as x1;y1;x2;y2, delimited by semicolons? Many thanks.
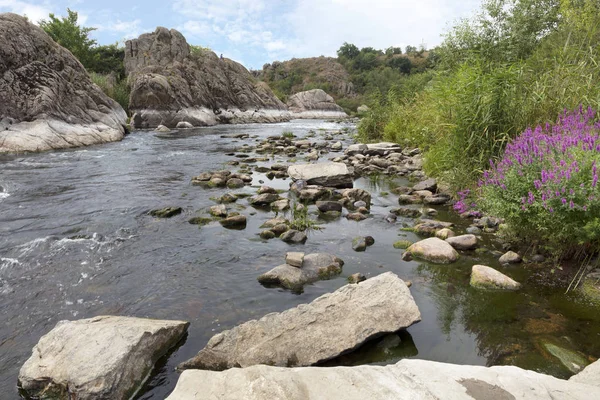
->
1;120;599;398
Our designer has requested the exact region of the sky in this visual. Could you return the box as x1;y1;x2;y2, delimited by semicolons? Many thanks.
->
0;0;482;70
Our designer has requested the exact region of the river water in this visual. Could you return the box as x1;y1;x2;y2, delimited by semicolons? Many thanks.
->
1;120;599;399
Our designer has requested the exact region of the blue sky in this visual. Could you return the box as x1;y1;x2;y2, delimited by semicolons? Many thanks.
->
1;0;482;70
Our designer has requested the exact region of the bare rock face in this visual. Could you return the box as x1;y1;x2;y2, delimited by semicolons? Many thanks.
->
18;316;189;400
286;89;348;119
0;13;127;153
178;272;420;370
125;27;291;128
167;359;600;400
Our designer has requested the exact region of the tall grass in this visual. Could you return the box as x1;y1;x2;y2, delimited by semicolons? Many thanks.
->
90;72;130;112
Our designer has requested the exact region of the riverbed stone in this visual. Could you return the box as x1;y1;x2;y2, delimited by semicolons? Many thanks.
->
150;207;182;218
352;237;367;252
261;217;288;228
285;252;304;268
271;224;290;236
271;199;290;212
470;265;521;290
168;358;600;400
280;230;307;244
209;204;227;218
257;253;344;290
413;178;437;192
499;251;522;264
316;201;342;213
249;193;280;206
402;237;459;264
446;234;478;250
346;142;402;156
346;212;367;221
435;228;455;240
219;214;247;229
176;121;193;129
288;162;353;188
18;316;189;400
226;178;244;189
540;339;590;374
348;273;366;283
259;230;276;240
257;185;277;194
180;272;419;370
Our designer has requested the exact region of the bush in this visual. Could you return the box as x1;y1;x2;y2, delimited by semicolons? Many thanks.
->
475;107;600;256
90;72;130;111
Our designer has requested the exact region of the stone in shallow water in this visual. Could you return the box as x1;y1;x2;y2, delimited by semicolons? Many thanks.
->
288;162;353;188
499;251;522;264
149;207;182;218
219;214;246;229
257;253;343;291
179;272;419;370
19;316;189;400
470;265;521;290
402;237;459;264
280;230;307;244
446;234;478;250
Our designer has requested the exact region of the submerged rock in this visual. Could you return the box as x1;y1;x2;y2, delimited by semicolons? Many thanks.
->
150;207;182;218
288;162;353;188
257;253;344;291
219;214;247;229
540;338;590;374
168;358;600;400
18;316;189;400
348;273;367;284
179;272;420;370
402;237;459;264
470;265;521;290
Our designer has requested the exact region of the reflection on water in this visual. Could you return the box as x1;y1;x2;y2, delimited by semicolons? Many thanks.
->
0;120;598;399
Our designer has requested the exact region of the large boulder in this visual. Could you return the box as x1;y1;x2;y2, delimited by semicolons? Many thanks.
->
18;316;189;400
470;265;521;290
0;13;127;153
286;89;347;119
125;27;290;128
346;142;402;156
402;237;459;264
257;253;343;290
288;162;353;188
570;359;600;386
179;272;420;370
167;359;600;400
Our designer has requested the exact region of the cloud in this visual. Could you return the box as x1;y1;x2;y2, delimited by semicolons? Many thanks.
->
0;0;52;24
93;19;143;40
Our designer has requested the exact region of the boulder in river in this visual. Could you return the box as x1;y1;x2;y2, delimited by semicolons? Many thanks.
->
18;316;189;400
179;272;420;370
499;251;522;264
345;142;402;156
257;253;343;290
402;237;459;264
150;207;183;218
167;358;600;400
470;265;521;290
288;162;353;188
0;14;127;153
280;229;308;244
219;214;247;229
446;234;478;250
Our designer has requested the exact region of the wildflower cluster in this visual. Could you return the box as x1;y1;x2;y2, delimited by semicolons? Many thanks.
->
476;107;600;252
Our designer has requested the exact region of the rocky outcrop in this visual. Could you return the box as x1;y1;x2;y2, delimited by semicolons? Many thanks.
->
125;27;290;128
178;272;420;370
287;162;353;188
286;89;348;119
0;13;127;153
18;316;189;400
167;359;600;400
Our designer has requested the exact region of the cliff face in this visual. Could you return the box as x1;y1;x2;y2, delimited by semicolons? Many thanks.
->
287;89;348;119
125;28;290;128
260;57;356;99
0;13;127;153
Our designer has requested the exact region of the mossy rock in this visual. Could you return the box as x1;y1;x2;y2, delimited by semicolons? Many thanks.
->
581;274;600;305
393;240;413;250
538;338;590;373
188;217;213;226
149;207;182;218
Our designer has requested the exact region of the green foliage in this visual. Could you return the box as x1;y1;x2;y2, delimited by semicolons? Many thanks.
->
189;44;212;57
39;8;97;68
90;44;125;79
289;203;319;232
90;72;130;110
337;42;360;59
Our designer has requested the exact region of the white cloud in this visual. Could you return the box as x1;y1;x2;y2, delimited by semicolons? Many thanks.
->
93;19;143;40
0;0;52;24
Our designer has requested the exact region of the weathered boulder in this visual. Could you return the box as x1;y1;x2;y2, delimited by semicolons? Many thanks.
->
125;27;290;128
470;265;521;290
249;193;281;206
413;178;437;192
176;121;193;129
179;272;420;370
402;237;459;264
150;207;182;218
288;162;353;188
286;89;347;119
570;359;600;386
0;14;127;153
19;316;189;400
499;251;522;264
219;214;247;229
346;142;402;156
280;230;308;244
167;358;600;400
285;252;304;268
446;234;478;250
316;200;342;213
257;253;343;290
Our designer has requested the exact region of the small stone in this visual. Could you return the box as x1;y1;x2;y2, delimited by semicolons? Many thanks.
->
258;186;277;194
176;121;194;129
261;218;288;228
445;234;478;250
405;280;413;288
188;217;213;226
316;201;342;213
499;251;522;264
346;213;366;221
208;177;226;188
250;193;281;206
220;214;247;229
281;230;308;244
149;207;182;218
209;204;228;218
353;200;367;209
470;265;521;290
331;141;343;150
226;178;244;189
403;237;459;264
466;226;482;235
348;273;366;284
260;230;276;240
364;236;375;246
357;207;369;215
352;237;367;252
435;228;455;240
155;124;171;132
272;199;290;212
271;224;290;236
216;193;238;203
286;252;305;268
413;178;437;192
393;240;413;250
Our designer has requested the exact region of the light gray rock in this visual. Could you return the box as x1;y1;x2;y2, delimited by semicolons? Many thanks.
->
352;237;367;252
403;237;459;264
285;252;304;268
470;265;521;290
0;14;127;153
331;141;343;150
219;214;247;229
288;162;353;188
280;230;308;244
19;316;189;400
286;89;348;119
413;178;437;192
499;251;522;264
155;124;171;132
446;234;478;250
209;204;227;218
257;253;343;290
179;272;420;370
435;228;455;240
176;121;194;128
167;358;600;400
357;104;370;113
249;193;281;206
346;142;401;156
271;198;290;211
316;200;342;213
570;359;600;386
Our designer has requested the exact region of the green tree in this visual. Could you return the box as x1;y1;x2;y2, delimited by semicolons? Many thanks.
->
337;42;360;59
39;8;97;69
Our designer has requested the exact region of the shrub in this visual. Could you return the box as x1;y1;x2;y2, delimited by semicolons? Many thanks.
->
90;72;130;111
475;107;600;256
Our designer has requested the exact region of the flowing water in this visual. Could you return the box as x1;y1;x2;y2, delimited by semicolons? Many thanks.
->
1;120;599;399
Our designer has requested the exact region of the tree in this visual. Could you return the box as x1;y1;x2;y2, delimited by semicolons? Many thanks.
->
386;56;412;73
385;46;403;56
337;42;360;60
405;45;418;55
39;9;97;69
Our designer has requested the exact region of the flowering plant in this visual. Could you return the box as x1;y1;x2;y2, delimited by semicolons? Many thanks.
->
476;107;600;254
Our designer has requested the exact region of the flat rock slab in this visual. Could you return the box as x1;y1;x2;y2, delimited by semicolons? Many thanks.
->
403;237;459;264
346;142;402;156
257;253;344;290
179;272;420;370
18;316;189;400
166;358;600;400
288;162;353;188
470;265;521;290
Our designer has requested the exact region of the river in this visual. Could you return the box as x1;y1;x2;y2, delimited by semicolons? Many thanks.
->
1;120;598;398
